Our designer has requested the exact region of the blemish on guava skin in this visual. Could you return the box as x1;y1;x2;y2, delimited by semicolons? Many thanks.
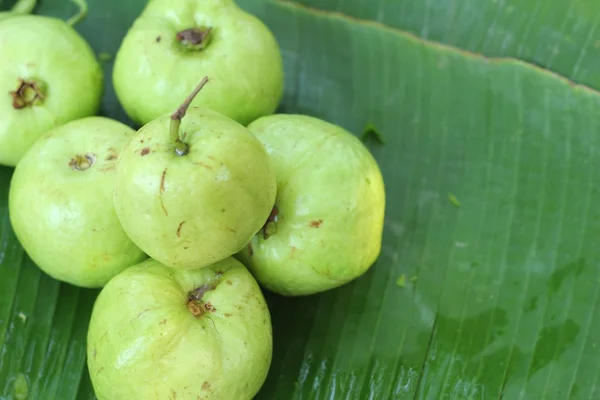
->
160;169;167;193
171;389;177;399
194;161;213;169
187;302;203;317
176;221;185;237
156;36;161;43
159;168;168;216
202;381;211;390
226;227;236;233
224;313;232;317
159;319;167;325
205;302;216;312
310;219;323;228
247;244;253;256
141;147;150;156
226;280;232;285
105;148;118;161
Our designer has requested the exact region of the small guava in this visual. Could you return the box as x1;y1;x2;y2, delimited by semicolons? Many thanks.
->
0;11;103;166
87;257;273;400
113;78;277;269
236;114;386;296
112;0;283;126
8;116;147;288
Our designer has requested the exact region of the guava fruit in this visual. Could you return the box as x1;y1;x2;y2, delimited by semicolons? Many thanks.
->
8;116;147;288
87;257;273;400
113;78;277;269
0;11;103;167
237;114;386;296
112;0;283;126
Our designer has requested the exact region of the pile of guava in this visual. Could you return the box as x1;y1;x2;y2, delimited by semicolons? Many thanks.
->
1;0;386;398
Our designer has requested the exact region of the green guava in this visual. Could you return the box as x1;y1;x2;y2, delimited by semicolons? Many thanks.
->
87;257;273;400
112;0;283;127
0;13;103;167
113;78;277;270
236;114;386;296
8;116;147;288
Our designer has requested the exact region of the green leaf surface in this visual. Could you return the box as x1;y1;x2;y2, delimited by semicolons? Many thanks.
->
290;0;600;90
2;0;600;399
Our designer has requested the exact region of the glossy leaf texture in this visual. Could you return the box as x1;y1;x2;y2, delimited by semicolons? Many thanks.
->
291;0;600;90
2;0;600;399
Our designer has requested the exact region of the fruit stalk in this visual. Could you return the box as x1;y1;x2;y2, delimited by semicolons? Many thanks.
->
66;0;88;26
11;0;37;14
170;76;209;156
0;0;36;21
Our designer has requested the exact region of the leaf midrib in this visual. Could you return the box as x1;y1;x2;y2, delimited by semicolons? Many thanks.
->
274;0;600;98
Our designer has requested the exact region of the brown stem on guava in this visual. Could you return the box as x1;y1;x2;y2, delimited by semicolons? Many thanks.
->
10;79;45;109
262;206;279;240
176;27;212;51
186;272;223;318
170;76;209;156
69;153;96;171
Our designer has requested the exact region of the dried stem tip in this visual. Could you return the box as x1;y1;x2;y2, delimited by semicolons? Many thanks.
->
10;79;45;109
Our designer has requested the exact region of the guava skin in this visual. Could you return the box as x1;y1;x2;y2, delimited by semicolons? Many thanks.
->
236;115;386;296
8;117;147;288
113;107;277;270
0;15;103;167
87;257;273;400
112;0;284;127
